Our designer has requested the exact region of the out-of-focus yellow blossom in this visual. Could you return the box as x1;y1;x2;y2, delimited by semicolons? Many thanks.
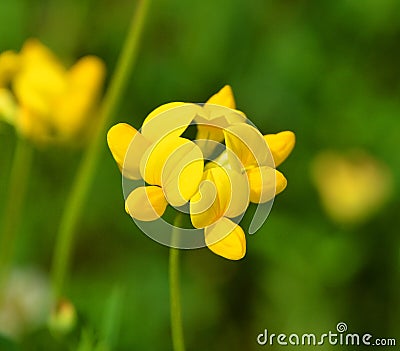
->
223;123;295;203
190;165;249;260
0;39;105;145
107;104;204;221
311;150;393;225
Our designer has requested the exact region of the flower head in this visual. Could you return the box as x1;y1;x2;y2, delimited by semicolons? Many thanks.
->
107;86;295;260
311;150;393;225
0;39;105;145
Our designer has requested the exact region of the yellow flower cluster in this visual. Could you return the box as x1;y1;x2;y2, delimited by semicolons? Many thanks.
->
107;86;295;260
0;39;105;145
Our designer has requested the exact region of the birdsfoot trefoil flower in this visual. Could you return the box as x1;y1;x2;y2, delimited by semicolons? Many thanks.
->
0;39;105;145
107;86;295;260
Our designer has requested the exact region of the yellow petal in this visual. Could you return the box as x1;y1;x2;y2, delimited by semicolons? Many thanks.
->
190;166;248;228
224;169;250;218
195;124;224;157
140;136;203;205
275;170;288;195
190;179;219;228
246;167;287;203
205;217;246;260
0;50;20;87
224;123;272;170
13;40;67;117
206;85;236;109
53;56;105;139
125;186;168;221
20;38;62;67
141;102;200;141
142;102;185;125
194;104;246;157
107;123;151;179
264;131;295;167
161;138;204;206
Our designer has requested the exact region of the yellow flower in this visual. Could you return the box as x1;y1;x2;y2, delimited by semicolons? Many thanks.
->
223;123;295;203
311;150;393;225
0;39;105;144
107;104;204;221
108;87;295;261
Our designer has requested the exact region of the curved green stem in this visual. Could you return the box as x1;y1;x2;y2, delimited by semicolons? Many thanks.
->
169;218;185;351
0;137;33;286
50;0;151;299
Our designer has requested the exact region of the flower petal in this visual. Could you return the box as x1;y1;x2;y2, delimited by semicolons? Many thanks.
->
246;166;287;203
13;40;67;117
205;217;246;260
190;166;248;228
107;123;151;179
194;105;246;157
140;136;203;206
141;103;201;141
0;50;20;87
125;186;167;221
206;85;236;109
53;56;105;139
224;169;250;218
264;131;295;167
161;139;204;206
224;123;272;170
190;178;220;229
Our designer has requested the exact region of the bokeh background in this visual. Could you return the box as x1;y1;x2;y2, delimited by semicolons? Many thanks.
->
1;0;400;350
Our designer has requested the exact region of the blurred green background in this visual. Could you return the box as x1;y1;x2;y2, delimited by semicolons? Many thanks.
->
1;0;400;350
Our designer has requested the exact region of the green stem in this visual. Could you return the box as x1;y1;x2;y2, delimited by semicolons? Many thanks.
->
50;0;151;299
169;219;185;351
0;137;33;286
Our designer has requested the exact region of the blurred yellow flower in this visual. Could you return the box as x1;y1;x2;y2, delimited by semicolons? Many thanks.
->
311;150;393;225
0;39;105;145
